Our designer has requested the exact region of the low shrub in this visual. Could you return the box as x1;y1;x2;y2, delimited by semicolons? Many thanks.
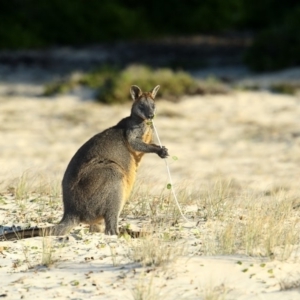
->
271;83;300;95
44;65;228;103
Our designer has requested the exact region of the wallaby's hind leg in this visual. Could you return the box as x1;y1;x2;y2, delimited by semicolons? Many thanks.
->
103;180;125;235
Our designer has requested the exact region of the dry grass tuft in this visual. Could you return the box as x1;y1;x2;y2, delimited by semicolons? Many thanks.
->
131;274;163;300
200;282;228;300
128;234;185;267
278;273;300;291
196;182;300;259
41;236;54;267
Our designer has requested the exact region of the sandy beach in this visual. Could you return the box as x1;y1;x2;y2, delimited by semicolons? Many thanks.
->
0;68;300;299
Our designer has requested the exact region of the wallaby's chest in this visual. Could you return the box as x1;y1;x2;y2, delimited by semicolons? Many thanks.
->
141;124;153;144
122;124;152;201
130;123;153;166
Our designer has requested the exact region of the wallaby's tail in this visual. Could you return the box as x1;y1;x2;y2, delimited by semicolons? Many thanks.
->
0;216;78;241
0;227;52;241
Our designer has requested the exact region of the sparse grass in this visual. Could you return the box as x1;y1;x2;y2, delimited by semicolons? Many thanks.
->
20;243;33;269
2;171;62;226
128;234;185;267
200;282;228;300
1;170;300;299
2;174;300;266
196;182;300;259
108;243;119;266
125;178;300;262
278;273;300;290
0;175;63;271
41;236;54;267
43;64;229;103
197;178;240;221
122;183;182;228
7;171;36;217
131;274;162;300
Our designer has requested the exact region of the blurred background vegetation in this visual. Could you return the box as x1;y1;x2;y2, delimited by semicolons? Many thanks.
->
0;0;299;72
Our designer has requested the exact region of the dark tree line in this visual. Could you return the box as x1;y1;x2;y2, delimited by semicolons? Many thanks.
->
0;0;299;70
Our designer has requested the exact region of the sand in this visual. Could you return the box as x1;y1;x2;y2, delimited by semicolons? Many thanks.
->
0;77;300;299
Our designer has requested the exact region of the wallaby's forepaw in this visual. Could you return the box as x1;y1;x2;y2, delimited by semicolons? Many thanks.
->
158;146;169;158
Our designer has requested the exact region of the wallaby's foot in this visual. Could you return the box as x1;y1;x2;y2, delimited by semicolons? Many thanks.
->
104;214;119;235
105;228;119;235
49;215;79;236
158;146;169;158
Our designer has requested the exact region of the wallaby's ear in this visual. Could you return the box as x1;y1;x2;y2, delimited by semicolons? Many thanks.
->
150;85;160;99
130;85;142;101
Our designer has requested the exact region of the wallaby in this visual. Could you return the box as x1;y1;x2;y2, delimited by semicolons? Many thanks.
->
0;85;168;240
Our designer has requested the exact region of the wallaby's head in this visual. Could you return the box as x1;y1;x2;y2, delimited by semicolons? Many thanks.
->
130;85;160;120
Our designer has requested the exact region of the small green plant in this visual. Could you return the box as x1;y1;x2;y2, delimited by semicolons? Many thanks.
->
70;280;80;286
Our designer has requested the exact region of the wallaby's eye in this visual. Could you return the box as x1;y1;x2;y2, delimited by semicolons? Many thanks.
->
139;103;144;110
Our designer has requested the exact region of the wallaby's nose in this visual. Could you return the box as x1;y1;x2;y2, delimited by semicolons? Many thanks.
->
148;114;154;119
